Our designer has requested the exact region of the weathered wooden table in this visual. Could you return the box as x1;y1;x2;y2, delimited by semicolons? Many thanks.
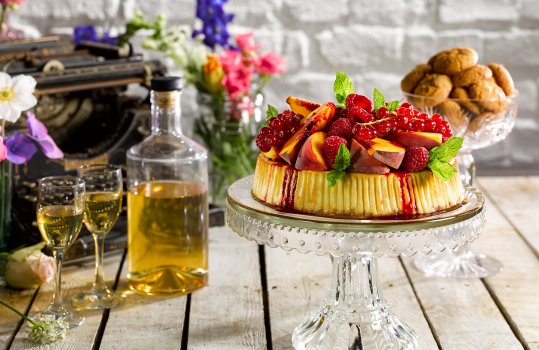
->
1;176;538;350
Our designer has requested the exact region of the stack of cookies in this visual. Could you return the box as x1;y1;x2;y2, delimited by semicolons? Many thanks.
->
401;48;516;134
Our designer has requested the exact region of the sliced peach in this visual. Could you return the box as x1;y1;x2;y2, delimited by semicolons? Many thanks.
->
286;96;321;118
263;147;279;161
366;138;405;169
279;102;336;165
390;131;442;150
295;132;329;171
349;139;390;174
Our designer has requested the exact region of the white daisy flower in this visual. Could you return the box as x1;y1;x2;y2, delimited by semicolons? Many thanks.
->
0;72;38;123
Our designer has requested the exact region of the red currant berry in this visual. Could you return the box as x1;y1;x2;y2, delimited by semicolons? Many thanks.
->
377;120;391;134
431;113;443;123
424;119;436;132
377;107;389;119
397;114;409;128
353;125;375;141
269;118;282;130
410;119;425;132
417;112;429;120
400;102;412;109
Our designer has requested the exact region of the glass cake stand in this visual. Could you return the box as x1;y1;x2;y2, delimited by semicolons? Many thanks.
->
226;176;486;350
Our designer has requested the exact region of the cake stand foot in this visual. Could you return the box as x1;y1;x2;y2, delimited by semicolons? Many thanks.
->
292;255;418;350
414;247;502;278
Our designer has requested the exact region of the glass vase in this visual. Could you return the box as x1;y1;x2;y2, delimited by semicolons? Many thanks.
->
0;161;12;251
194;92;264;206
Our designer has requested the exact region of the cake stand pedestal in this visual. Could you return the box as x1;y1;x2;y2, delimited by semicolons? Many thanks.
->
226;176;485;350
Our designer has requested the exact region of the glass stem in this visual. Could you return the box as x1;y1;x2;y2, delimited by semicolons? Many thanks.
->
458;151;476;187
93;233;106;291
51;250;64;311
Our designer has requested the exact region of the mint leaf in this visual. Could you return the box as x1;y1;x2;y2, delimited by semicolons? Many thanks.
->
386;100;400;113
265;105;279;125
327;144;351;187
327;170;346;187
428;158;456;181
332;143;351;170
372;88;386;113
429;137;464;163
334;72;354;106
427;136;464;181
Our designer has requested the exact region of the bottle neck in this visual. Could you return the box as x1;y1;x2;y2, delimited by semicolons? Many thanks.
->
151;90;182;136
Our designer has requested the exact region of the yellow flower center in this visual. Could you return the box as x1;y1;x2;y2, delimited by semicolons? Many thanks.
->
0;88;14;102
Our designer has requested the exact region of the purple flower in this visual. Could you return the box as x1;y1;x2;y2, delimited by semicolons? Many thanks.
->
193;0;234;50
73;25;98;46
4;133;37;164
100;32;119;46
25;112;63;159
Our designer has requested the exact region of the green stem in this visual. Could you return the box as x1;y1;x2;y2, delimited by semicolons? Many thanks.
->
0;5;6;31
0;300;37;326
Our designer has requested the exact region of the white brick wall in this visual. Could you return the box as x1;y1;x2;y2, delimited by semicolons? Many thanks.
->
10;0;539;170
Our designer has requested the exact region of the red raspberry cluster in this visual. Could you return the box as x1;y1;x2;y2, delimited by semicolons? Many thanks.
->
256;110;302;152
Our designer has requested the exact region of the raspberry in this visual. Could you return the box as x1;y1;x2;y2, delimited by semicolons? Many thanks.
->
346;94;373;112
401;146;429;172
322;136;348;168
348;107;375;123
334;106;348;120
328;118;353;140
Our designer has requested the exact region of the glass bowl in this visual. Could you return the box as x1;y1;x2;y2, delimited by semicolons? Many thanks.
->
402;91;518;151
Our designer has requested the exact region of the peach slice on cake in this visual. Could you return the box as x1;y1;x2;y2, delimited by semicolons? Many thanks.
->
365;138;405;169
279;102;336;165
390;131;442;150
263;147;280;161
296;132;329;171
349;139;390;174
286;96;321;118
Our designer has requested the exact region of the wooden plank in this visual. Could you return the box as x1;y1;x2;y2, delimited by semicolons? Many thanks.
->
478;176;539;254
188;227;266;349
472;183;539;348
265;248;438;350
402;211;525;350
9;251;124;349
0;285;37;349
100;259;187;349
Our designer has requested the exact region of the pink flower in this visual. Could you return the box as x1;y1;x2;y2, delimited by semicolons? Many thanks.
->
219;50;243;72
256;52;285;76
222;70;251;100
0;136;7;161
4;243;54;289
236;33;260;54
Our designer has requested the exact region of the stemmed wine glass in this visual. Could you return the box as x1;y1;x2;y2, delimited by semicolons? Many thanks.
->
36;176;85;328
71;164;124;310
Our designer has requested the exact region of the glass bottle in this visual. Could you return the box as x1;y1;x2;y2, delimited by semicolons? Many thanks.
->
126;76;209;296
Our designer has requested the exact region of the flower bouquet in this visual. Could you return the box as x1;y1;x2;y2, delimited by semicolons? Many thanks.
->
0;72;63;250
122;0;285;204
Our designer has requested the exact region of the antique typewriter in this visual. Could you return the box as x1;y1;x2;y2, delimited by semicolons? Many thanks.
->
4;36;225;260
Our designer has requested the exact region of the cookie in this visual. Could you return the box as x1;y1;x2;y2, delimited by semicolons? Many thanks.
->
436;100;469;135
452;65;493;87
401;64;432;93
432;48;479;75
428;50;447;66
412;74;452;107
450;87;481;115
488;63;515;96
468;80;508;112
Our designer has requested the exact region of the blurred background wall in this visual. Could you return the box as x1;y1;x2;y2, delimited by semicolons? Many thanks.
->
11;0;539;172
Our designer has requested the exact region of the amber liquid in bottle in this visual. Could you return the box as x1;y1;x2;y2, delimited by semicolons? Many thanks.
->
127;181;208;295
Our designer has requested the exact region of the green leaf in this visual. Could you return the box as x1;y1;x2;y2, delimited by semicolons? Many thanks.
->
327;144;351;187
372;88;385;112
427;136;464;181
334;72;355;105
265;105;279;125
429;137;464;163
327;170;346;187
428;158;457;181
386;100;400;113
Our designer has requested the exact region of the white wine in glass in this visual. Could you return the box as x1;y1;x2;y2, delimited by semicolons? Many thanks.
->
72;164;124;310
36;176;85;328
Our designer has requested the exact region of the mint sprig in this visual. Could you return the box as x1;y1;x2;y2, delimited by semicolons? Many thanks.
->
373;88;400;113
265;104;279;125
427;137;464;180
334;71;355;107
327;143;350;187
